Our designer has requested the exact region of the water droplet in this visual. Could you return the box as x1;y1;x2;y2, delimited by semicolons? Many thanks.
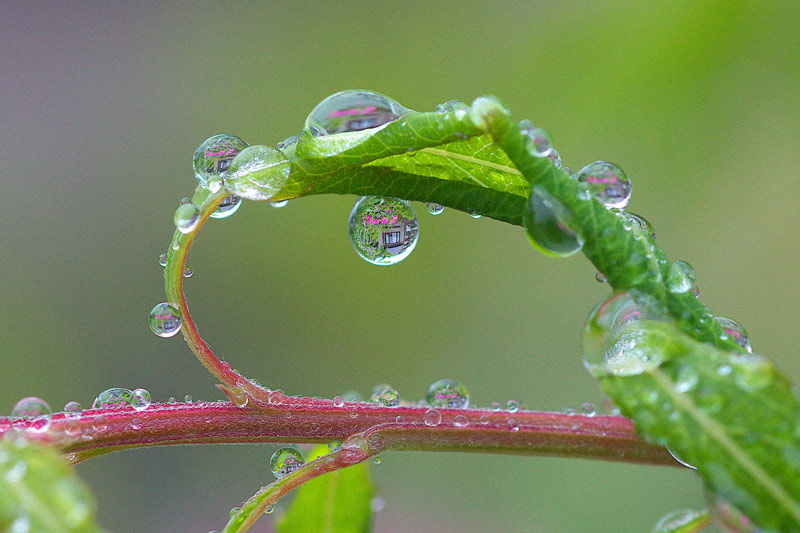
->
270;199;288;208
652;508;704;532
467;208;482;219
453;415;469;427
9;514;31;533
28;415;51;433
731;353;774;392
595;272;607;283
621;212;656;241
264;505;275;515
370;496;386;513
182;266;193;278
225;145;292;201
549;149;563;168
149;302;182;337
426;202;444;215
666;260;696;294
505;400;519;413
575;161;632;209
491;401;501;411
93;388;132;409
479;415;490;425
306;90;413;134
714;317;751;353
349;197;418;266
174;203;200;234
508;419;520;432
12;397;51;419
328;440;342;452
193;134;249;184
184;395;193;403
168;396;176;404
276;135;299;151
373;456;382;464
92;415;108;432
210;195;242;219
63;401;82;414
436;100;469;119
229;507;241;518
581;402;596;416
130;389;151;411
426;379;470;409
667;445;696;469
395;415;405;423
332;396;344;407
675;365;699;393
371;388;400;408
5;460;27;483
64;418;81;436
158;253;167;267
423;409;442;426
270;447;305;479
518;120;553;157
524;185;583;257
268;390;284;405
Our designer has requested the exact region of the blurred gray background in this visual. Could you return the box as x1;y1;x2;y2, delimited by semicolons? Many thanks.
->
1;1;798;531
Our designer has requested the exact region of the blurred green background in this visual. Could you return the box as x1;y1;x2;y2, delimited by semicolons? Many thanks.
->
2;1;798;531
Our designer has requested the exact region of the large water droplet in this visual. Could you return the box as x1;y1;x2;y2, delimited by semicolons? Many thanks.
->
226;146;292;201
270;447;305;479
426;379;470;409
575;161;631;209
524;185;583;258
426;202;444;215
306;90;413;134
581;291;669;375
621;212;656;241
714;317;751;353
174;203;200;234
11;397;51;419
149;303;182;337
666;260;696;294
193;134;249;184
210;195;242;219
92;388;132;409
130;389;151;411
371;388;400;408
518;120;553;157
349;197;419;266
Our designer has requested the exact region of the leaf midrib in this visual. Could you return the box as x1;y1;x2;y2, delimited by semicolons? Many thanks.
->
420;147;523;177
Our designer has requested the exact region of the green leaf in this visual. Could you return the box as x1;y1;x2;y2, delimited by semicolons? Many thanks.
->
277;445;373;533
0;436;102;533
596;322;800;531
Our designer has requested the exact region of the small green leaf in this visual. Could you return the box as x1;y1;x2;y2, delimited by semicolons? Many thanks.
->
597;322;800;531
0;436;101;533
277;445;373;533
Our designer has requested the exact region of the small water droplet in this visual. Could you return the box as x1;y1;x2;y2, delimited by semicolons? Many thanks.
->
479;415;490;425
229;507;241;518
12;397;51;419
371;388;400;408
333;396;344;407
306;90;413;134
714;317;751;353
508;419;520;432
731;353;773;392
92;415;108;432
491;401;501;411
328;440;342;452
426;202;444;215
168;396;176;404
268;391;284;405
453;415;469;427
194;134;249;184
64;419;81;436
270;199;288;208
505;400;519;413
370;496;386;513
666;260;696;294
28;415;51;433
264;505;275;515
130;418;142;430
5;460;27;483
518;119;553;157
525;185;583;257
620;212;656;240
373;456;382;464
149;303;182;337
675;364;699;393
423;409;442;426
436;100;469;119
158;253;167;267
174;203;200;234
467;208;482;219
93;388;132;409
210;195;242;219
184;395;193;403
63;401;82;414
130;389;151;411
270;447;305;479
581;402;596;416
426;379;470;409
349;197;419;266
595;272;607;283
183;266;193;278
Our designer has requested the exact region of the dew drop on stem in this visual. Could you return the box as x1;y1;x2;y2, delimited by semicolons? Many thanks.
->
575;161;632;209
11;397;51;419
426;379;470;409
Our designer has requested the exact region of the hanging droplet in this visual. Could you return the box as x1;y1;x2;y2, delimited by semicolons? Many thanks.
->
426;379;470;409
158;254;167;267
225;146;292;201
581;291;670;375
92;388;132;409
305;90;413;134
193;134;249;184
652;509;705;533
130;389;151;411
270;199;288;208
174;203;200;234
518;120;553;157
264;505;275;515
270;447;305;479
426;202;444;215
595;272;607;283
209;195;242;219
349;197;419;266
12;397;51;419
149;302;182;337
620;212;655;241
666;260;696;294
467;208;482;219
714;317;751;353
575;161;632;209
63;401;82;414
524;185;583;257
183;266;193;278
229;507;241;518
371;388;400;408
423;409;442;426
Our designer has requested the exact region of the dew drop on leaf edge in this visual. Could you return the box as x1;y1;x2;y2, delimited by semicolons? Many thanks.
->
305;90;413;134
349;197;419;266
524;185;583;258
575;161;632;209
193;134;249;185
